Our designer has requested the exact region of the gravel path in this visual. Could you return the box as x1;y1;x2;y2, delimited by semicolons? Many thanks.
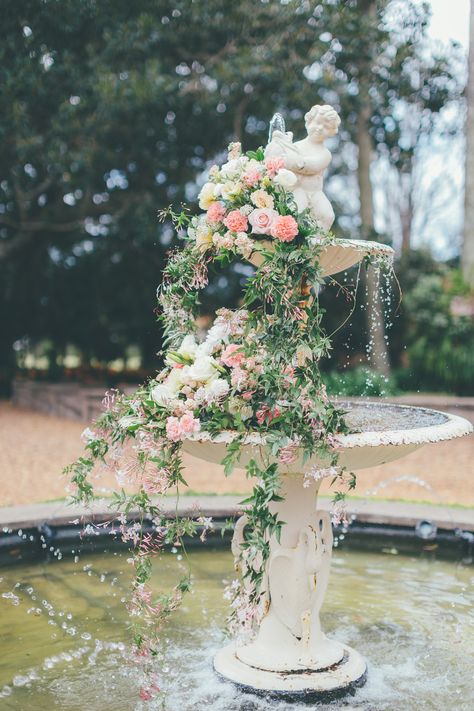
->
1;401;472;507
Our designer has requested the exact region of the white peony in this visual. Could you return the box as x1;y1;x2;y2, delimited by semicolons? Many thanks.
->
151;384;178;408
273;168;297;189
205;378;230;402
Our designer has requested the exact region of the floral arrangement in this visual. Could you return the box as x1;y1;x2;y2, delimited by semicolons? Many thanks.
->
66;140;358;701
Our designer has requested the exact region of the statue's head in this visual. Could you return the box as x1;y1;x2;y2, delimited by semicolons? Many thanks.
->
304;104;340;141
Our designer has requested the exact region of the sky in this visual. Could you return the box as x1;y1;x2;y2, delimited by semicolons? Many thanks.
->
374;0;471;258
428;0;470;47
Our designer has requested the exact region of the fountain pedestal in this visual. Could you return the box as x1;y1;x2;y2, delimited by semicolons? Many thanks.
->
213;474;366;700
183;403;471;700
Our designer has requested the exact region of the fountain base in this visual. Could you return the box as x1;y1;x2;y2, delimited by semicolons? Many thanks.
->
214;643;367;701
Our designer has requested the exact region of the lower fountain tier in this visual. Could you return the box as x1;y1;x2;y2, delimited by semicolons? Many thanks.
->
182;401;473;472
214;643;367;702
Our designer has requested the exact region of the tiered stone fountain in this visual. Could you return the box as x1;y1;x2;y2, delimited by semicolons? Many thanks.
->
183;108;473;700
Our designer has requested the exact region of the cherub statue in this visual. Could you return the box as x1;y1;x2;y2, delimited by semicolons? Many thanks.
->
265;104;341;231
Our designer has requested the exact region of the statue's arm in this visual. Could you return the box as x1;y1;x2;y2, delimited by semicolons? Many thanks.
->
285;147;331;175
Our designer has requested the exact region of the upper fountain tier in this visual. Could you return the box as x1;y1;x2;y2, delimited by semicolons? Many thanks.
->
247;105;394;274
248;236;394;275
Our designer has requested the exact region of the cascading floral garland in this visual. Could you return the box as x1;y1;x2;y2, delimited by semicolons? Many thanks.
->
66;141;365;701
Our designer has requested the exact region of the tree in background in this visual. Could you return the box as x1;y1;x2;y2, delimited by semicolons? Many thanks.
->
463;0;474;286
309;0;463;374
0;0;465;392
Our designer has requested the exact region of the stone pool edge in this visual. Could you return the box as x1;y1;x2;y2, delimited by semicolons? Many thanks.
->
1;497;473;532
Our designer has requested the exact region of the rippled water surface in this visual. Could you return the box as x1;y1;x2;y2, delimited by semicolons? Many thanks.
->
342;402;448;432
0;548;473;710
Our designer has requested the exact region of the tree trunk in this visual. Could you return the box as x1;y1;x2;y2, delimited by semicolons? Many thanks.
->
400;168;413;253
357;103;391;376
463;0;474;286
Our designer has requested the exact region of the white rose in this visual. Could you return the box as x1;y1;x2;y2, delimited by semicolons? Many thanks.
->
273;168;297;189
198;182;217;210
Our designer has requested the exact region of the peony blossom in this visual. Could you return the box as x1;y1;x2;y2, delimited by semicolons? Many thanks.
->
248;207;278;235
224;210;248;233
265;156;285;177
221;343;246;368
271;214;299;242
273;168;298;189
251;189;274;209
207;201;226;224
198;182;217;210
151;383;177;408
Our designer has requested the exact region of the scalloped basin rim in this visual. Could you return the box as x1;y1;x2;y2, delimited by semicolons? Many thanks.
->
185;404;472;450
182;403;472;472
247;237;395;276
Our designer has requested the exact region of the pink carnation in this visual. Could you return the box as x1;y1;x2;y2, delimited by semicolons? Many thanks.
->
271;214;299;242
179;411;201;436
221;344;246;368
166;413;200;441
207;201;226;224
248;207;278;235
242;169;261;187
166;416;181;442
265;156;285;177
224;210;248;233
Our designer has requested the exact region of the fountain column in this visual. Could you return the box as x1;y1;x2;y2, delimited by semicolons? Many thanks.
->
214;474;367;700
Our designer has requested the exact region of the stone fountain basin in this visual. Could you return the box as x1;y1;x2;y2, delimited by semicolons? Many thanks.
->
182;402;472;473
248;238;394;275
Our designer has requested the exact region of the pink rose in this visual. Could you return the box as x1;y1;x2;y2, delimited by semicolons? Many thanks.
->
271;215;299;242
224;210;248;233
207;201;226;224
265;156;285;177
248;208;278;235
242;169;261;187
221;344;246;368
166;416;181;442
